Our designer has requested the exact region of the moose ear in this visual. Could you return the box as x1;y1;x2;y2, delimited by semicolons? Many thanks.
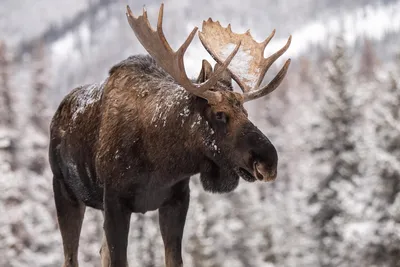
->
213;63;232;88
196;59;213;83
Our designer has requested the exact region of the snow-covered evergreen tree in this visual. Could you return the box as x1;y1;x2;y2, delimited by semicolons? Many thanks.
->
27;40;49;174
354;58;400;267
309;35;361;267
0;41;18;171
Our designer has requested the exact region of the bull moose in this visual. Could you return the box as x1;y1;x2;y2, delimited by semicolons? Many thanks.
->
49;3;291;267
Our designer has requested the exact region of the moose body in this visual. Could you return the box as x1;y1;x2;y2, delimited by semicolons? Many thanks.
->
49;4;291;267
51;55;217;213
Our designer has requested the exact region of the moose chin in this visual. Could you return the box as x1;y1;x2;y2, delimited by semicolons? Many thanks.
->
49;3;291;267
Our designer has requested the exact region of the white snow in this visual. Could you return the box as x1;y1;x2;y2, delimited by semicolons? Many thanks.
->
72;79;106;121
191;113;203;129
343;221;377;241
51;32;77;62
266;1;400;59
220;43;259;89
151;85;190;127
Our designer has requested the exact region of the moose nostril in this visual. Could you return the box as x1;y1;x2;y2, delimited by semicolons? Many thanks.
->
251;145;278;170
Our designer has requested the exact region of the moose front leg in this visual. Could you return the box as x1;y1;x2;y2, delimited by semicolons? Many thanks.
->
100;211;130;267
103;190;131;267
159;180;190;267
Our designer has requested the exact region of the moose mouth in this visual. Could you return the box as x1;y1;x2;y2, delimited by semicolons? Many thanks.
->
236;161;276;182
236;167;257;182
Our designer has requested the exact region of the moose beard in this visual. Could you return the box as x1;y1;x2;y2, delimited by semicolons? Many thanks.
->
199;158;239;193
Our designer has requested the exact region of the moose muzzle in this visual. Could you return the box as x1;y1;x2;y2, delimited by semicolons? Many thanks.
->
253;160;277;182
239;122;278;182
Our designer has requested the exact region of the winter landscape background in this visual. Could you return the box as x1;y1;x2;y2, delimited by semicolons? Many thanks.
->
1;0;400;266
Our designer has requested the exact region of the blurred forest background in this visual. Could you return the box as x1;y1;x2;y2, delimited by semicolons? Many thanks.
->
1;0;400;266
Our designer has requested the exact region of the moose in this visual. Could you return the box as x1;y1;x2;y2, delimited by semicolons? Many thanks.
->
49;3;291;267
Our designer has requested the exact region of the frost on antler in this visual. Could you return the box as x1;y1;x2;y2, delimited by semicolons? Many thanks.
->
199;18;292;101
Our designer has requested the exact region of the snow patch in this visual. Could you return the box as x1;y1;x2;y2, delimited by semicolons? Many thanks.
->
115;149;120;160
220;43;259;89
72;78;106;121
151;85;190;127
51;32;76;62
191;113;203;129
188;113;219;152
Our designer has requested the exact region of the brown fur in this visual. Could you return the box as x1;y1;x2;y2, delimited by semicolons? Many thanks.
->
49;55;279;267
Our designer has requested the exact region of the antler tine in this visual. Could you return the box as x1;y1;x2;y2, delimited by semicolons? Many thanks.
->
261;29;276;50
156;4;173;53
126;4;241;104
143;6;148;19
243;59;291;102
255;35;292;89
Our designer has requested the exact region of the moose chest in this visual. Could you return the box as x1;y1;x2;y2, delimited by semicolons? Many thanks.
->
102;170;191;214
109;170;193;214
124;186;176;213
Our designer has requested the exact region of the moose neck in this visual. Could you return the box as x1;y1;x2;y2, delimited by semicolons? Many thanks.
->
132;84;213;176
102;55;226;181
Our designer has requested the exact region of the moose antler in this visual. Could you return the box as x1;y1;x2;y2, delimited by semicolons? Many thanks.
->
126;4;241;104
199;19;291;102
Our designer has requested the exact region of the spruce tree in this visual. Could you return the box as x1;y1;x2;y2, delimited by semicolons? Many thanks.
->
0;41;17;170
310;36;359;267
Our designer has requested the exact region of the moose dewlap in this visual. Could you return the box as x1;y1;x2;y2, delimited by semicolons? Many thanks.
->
49;3;291;267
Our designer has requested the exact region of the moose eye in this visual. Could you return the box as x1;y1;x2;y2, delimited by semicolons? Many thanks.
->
215;112;227;123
